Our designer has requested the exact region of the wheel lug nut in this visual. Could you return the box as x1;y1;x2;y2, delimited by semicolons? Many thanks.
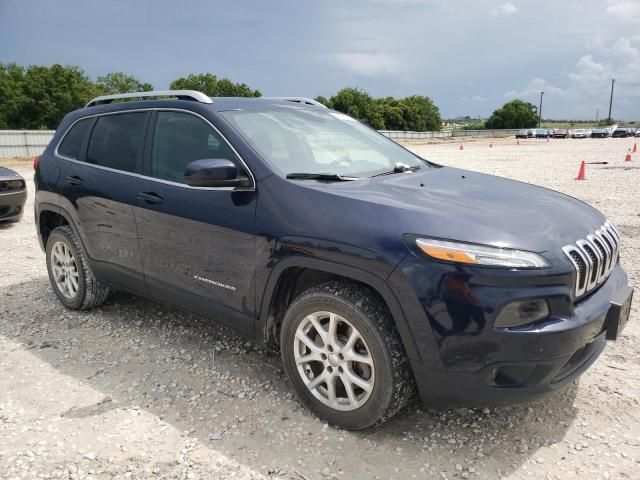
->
338;353;344;360
338;366;343;373
327;366;333;373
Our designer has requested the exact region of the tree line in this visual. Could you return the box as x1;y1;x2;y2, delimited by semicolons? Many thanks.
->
1;62;544;131
0;64;261;129
315;88;442;131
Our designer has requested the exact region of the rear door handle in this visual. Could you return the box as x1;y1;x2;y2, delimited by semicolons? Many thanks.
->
65;175;83;186
136;192;164;204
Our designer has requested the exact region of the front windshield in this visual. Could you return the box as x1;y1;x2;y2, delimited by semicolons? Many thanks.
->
221;108;425;177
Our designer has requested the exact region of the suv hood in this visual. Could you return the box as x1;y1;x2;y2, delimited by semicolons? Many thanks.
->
316;166;605;254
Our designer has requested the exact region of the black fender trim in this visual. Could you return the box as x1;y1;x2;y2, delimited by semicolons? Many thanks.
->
257;255;421;362
36;204;85;254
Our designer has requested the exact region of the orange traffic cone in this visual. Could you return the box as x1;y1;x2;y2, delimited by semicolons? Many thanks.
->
459;144;464;151
576;161;586;180
625;150;632;162
633;143;637;153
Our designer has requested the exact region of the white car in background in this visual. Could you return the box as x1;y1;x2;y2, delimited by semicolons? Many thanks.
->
571;128;591;138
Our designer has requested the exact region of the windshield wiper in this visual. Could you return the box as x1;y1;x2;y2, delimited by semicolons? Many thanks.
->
286;173;358;182
371;164;421;177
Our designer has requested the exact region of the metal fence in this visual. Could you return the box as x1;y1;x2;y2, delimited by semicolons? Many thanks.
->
0;130;55;158
451;128;521;138
0;128;525;158
379;129;521;140
379;130;452;140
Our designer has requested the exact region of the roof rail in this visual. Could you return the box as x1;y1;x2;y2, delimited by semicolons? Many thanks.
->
85;90;212;108
263;97;328;108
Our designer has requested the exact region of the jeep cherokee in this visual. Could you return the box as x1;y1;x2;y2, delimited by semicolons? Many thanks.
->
34;90;634;430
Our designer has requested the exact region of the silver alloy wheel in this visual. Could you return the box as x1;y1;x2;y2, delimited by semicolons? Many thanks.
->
50;240;79;299
294;311;375;411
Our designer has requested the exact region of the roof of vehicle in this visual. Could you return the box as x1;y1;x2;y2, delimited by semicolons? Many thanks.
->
84;90;328;113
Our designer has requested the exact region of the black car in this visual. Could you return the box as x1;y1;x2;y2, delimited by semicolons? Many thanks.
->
612;128;631;138
535;128;551;138
34;91;634;430
591;128;609;138
0;166;27;223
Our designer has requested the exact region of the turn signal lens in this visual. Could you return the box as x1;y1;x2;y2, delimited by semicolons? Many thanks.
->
415;238;551;269
417;245;477;264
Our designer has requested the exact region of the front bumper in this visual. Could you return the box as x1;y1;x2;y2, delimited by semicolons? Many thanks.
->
389;258;632;407
0;189;27;222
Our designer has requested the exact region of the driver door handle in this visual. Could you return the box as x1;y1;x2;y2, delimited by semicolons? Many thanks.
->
136;192;164;204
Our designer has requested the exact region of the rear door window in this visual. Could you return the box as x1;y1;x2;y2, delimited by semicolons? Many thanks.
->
150;111;237;184
86;112;148;173
58;118;92;159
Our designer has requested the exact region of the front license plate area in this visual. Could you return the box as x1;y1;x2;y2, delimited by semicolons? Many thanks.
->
605;286;633;341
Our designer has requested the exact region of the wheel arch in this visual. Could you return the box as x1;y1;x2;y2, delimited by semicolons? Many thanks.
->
37;205;83;253
258;256;420;362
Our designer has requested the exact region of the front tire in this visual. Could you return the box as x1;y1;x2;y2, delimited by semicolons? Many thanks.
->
45;226;110;310
281;281;414;430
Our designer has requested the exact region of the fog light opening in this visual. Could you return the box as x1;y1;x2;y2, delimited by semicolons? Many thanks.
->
495;299;549;328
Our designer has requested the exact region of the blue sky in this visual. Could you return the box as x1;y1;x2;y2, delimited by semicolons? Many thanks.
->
1;0;639;120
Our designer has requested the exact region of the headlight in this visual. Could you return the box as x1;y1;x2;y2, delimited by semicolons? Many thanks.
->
415;238;551;268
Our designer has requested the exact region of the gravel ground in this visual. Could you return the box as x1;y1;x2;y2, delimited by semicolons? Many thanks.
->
1;136;639;480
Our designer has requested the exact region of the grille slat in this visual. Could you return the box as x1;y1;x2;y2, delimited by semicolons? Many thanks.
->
563;221;620;299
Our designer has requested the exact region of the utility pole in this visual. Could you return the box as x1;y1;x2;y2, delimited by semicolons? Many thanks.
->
538;91;544;128
596;108;599;123
607;79;615;123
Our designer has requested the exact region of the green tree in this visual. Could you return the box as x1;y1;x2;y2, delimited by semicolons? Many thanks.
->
323;89;442;131
399;95;441;131
169;73;260;97
377;97;408;131
326;88;385;129
314;95;330;107
0;63;28;128
3;64;99;129
485;99;538;129
96;72;153;95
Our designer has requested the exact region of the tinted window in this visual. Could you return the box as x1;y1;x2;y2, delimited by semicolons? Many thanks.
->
58;118;92;159
151;111;237;183
86;113;147;173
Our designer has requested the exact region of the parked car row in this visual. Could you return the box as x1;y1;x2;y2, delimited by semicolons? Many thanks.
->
516;127;639;139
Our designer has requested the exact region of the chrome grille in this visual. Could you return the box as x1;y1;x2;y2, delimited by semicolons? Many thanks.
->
562;221;620;298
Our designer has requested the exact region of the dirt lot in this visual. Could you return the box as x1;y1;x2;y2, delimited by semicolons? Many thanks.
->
1;137;639;480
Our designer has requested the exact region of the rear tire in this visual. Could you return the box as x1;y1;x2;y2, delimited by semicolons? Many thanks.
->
45;226;110;310
280;281;414;430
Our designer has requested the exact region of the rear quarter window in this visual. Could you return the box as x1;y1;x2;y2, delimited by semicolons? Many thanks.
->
58;118;92;159
86;112;148;173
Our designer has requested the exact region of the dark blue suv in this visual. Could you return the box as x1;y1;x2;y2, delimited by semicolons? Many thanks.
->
35;91;633;430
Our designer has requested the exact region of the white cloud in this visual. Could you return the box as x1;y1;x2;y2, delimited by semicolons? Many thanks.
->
504;78;563;98
606;1;640;24
333;52;405;77
470;95;487;103
490;2;518;16
504;37;640;118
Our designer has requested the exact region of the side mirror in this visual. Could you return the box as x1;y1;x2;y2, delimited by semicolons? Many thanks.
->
184;159;248;188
